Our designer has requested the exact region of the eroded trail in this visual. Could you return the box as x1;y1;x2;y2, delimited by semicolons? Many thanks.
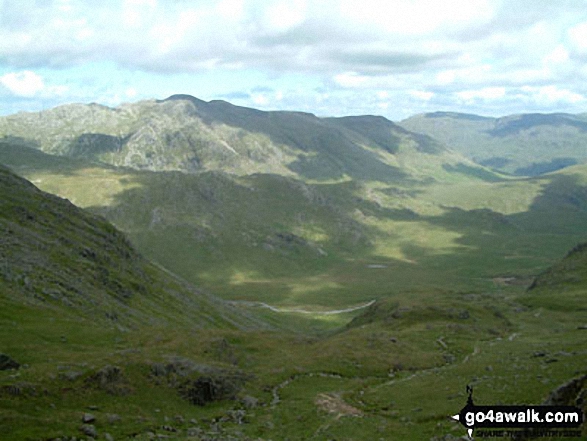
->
230;300;376;315
268;331;514;411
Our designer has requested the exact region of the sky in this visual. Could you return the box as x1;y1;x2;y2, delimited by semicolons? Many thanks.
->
1;0;587;120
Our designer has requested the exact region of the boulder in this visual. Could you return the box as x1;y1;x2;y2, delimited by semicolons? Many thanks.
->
0;353;20;370
80;424;97;438
82;413;96;423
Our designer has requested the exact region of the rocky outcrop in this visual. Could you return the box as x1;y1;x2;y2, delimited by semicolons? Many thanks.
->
0;353;20;370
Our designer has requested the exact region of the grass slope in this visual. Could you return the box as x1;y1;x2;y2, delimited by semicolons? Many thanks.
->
0;163;267;331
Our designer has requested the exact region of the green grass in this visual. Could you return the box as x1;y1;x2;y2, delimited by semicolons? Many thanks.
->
2;283;586;439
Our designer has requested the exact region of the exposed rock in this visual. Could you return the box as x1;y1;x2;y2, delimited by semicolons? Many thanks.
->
242;395;259;409
315;392;363;418
222;409;247;424
85;365;132;396
59;371;83;381
82;413;96;423
149;358;205;379
1;382;37;397
187;427;202;437
80;423;97;438
106;413;121;424
544;374;587;406
0;353;20;370
178;374;244;406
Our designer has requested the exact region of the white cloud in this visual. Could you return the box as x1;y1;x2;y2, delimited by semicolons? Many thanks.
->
569;21;587;53
543;45;569;65
123;0;158;27
0;71;45;97
339;0;495;35
435;65;493;86
457;87;506;101
216;0;245;19
0;70;69;99
0;1;586;118
524;85;585;104
252;93;270;105
409;90;434;101
333;72;368;88
263;0;307;32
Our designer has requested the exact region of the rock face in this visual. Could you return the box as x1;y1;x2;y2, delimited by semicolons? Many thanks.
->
85;365;132;396
544;374;587;406
150;358;246;406
179;375;242;406
0;353;20;370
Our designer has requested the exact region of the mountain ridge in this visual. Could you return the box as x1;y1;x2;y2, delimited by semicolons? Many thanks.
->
0;94;499;184
400;111;587;175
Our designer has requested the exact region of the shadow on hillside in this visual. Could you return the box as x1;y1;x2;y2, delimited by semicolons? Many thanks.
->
77;165;587;305
68;133;128;161
0;139;109;176
487;114;587;137
162;96;417;184
387;173;587;281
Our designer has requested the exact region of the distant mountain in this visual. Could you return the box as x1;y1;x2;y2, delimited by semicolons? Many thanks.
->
0;95;498;184
0;164;266;330
399;111;587;175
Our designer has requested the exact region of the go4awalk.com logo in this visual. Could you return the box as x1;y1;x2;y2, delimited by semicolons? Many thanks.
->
451;386;584;439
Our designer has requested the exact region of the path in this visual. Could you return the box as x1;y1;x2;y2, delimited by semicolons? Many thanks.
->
229;300;376;315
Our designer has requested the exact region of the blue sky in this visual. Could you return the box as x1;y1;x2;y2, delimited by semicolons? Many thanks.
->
1;0;587;120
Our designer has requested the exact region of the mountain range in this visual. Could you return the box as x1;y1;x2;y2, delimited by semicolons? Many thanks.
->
400;111;587;175
0;95;494;183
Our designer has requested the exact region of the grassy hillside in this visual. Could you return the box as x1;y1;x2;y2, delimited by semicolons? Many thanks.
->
0;163;267;331
520;237;587;312
1;165;585;440
399;111;587;175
